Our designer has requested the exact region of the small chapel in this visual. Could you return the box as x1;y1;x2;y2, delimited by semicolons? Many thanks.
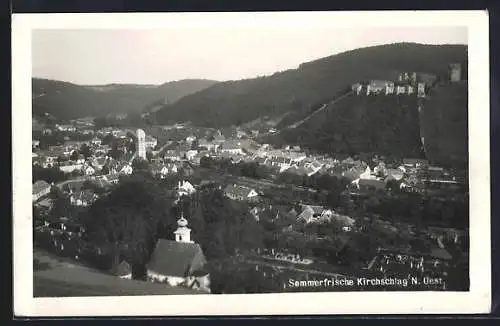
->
146;213;210;292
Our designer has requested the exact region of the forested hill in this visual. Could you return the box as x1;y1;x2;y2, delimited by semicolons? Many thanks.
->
155;43;467;127
419;81;468;168
32;78;217;120
267;80;468;168
268;93;425;159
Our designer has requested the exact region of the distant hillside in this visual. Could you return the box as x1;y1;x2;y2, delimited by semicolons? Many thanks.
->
155;43;467;127
32;78;217;120
269;93;425;158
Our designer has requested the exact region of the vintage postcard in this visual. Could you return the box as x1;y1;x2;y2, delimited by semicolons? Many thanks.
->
12;10;491;316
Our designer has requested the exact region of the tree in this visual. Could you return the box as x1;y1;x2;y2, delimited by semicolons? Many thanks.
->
50;193;72;219
200;156;213;168
49;185;63;200
132;157;149;174
83;174;175;279
146;150;153;162
80;144;92;159
101;165;110;175
102;134;115;146
33;166;67;184
108;143;123;160
70;150;79;161
94;117;108;130
127;139;136;153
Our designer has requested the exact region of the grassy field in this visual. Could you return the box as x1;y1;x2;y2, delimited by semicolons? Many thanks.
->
33;249;203;297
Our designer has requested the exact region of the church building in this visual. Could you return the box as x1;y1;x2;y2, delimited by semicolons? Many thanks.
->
146;215;210;292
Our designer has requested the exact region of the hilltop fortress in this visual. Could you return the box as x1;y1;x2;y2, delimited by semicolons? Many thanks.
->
351;63;464;98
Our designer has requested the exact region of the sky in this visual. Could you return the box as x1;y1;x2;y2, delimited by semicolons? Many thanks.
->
32;26;467;85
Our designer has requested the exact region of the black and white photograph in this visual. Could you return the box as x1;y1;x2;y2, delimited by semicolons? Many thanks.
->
13;11;491;316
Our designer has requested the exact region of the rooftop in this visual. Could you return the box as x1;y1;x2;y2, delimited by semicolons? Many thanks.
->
147;239;207;278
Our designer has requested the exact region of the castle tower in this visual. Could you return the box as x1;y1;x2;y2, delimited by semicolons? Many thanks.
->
449;63;462;82
136;129;146;160
174;213;193;243
417;83;426;98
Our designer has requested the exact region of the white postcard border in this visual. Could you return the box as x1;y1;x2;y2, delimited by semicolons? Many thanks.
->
12;10;491;316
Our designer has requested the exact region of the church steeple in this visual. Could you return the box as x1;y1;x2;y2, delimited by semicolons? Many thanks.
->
174;211;193;243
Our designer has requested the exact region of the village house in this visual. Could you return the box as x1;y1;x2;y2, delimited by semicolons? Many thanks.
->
151;163;178;179
177;180;196;197
91;137;102;146
79;128;95;136
342;165;366;182
357;178;386;192
402;158;429;169
145;135;158;149
191;151;209;165
400;180;427;194
236;129;248;139
146;216;210;292
198;138;219;152
358;166;375;180
212;132;226;145
112;129;128;139
185;150;199;161
82;164;96;176
185;135;197;144
33;180;51;202
287;151;307;163
76;154;86;165
385;168;405;181
56;124;76;132
296;205;334;224
220;139;245;155
104;174;120;184
163;149;182;162
32;153;41;167
224;184;259;202
92;157;107;171
267;157;292;173
118;163;133;175
58;162;83;174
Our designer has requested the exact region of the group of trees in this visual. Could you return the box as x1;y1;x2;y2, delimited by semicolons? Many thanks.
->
33;166;69;184
208;257;282;294
174;188;265;261
82;173;176;279
75;168;265;281
93;113;146;130
155;44;467;129
343;191;469;229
